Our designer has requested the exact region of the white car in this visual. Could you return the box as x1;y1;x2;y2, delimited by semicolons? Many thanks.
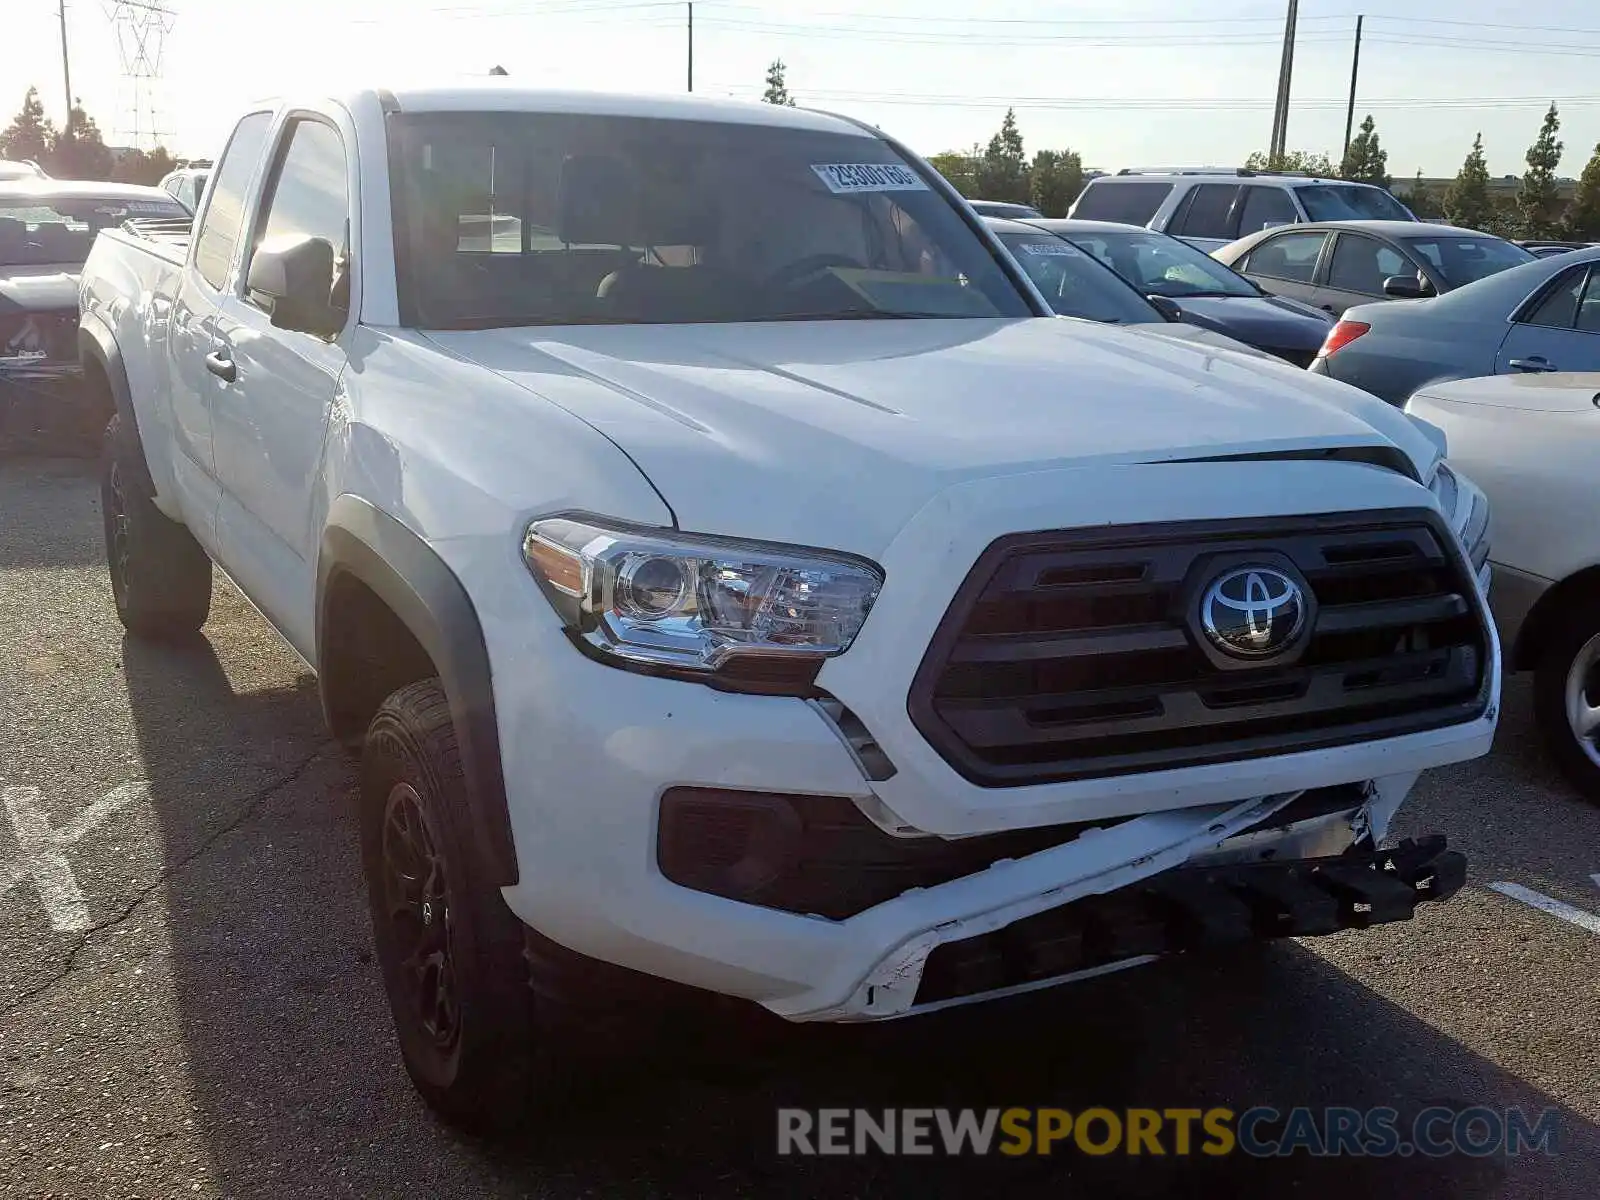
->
1407;372;1600;798
157;166;210;215
1068;169;1418;253
79;84;1496;1129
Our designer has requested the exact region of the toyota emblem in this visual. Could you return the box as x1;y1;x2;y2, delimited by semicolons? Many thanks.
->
1199;566;1306;658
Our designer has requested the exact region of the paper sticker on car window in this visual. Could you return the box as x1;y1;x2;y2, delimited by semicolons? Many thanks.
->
811;163;929;194
1016;241;1081;257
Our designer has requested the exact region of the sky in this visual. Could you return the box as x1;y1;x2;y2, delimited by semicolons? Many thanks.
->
6;0;1600;178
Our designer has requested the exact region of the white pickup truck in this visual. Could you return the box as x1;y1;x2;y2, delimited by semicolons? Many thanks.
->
79;84;1498;1129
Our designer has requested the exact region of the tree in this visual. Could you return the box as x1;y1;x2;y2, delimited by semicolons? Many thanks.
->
0;87;57;166
1403;171;1441;220
928;149;978;197
1517;103;1564;239
47;99;112;180
762;60;794;106
110;145;176;186
1565;141;1600;240
1340;114;1390;189
974;108;1028;203
1244;148;1335;176
1443;133;1493;231
1029;148;1085;217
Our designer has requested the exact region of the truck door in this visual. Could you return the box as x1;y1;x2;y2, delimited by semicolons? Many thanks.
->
168;110;273;544
208;114;352;658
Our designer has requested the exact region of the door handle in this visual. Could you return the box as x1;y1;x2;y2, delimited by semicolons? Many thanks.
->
204;350;236;383
1507;356;1558;373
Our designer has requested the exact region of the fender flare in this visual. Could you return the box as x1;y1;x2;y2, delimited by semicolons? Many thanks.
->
77;314;139;436
318;495;518;885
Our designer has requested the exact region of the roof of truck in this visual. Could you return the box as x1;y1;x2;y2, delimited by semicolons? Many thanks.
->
375;83;879;136
0;179;180;204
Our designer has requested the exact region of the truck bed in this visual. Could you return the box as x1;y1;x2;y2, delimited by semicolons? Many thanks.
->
111;216;193;266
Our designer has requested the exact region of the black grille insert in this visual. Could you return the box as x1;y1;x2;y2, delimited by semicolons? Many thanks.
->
909;509;1490;787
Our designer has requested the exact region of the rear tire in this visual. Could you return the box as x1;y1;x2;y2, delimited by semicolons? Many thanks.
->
101;414;212;639
1533;610;1600;802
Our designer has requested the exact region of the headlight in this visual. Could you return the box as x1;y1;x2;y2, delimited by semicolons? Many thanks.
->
1430;462;1490;574
522;516;883;690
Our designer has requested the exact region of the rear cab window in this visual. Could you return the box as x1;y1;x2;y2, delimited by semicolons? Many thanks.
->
193;111;274;290
387;113;1033;328
1069;180;1174;225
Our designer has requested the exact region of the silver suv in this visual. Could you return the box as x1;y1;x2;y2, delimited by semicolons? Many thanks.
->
1069;169;1416;253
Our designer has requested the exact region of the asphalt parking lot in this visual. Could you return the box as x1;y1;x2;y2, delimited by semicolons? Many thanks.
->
2;453;1599;1199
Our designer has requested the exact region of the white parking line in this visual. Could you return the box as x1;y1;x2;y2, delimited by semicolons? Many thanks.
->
0;783;147;932
1488;881;1600;938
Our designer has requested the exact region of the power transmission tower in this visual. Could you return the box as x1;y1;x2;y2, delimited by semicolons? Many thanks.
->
107;0;176;149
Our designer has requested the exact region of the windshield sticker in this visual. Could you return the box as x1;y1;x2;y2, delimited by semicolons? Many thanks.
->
1016;241;1082;257
811;163;929;194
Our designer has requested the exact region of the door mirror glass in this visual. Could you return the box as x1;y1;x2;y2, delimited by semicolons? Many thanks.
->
246;234;342;337
1382;274;1424;299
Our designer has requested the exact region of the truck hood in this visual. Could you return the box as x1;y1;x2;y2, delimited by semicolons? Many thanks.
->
427;316;1438;556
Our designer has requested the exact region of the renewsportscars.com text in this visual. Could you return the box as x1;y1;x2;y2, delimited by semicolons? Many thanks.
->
776;1106;1559;1158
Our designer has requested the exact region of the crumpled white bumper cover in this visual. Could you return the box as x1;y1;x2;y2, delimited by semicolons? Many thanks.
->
770;790;1302;1021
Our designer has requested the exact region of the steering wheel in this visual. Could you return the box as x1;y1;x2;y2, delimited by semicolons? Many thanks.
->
767;253;865;290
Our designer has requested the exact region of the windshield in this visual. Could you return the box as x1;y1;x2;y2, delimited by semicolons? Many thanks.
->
1064;229;1257;299
1406;235;1536;288
997;232;1162;324
1294;184;1414;222
388;113;1032;328
0;195;186;267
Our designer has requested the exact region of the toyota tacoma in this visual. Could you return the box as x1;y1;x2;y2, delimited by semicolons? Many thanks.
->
77;84;1498;1128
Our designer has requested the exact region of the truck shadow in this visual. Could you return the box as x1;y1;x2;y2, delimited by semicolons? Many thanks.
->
0;458;107;569
119;623;1599;1200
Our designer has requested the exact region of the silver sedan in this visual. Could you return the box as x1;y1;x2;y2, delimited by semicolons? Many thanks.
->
1407;371;1600;799
1311;246;1600;404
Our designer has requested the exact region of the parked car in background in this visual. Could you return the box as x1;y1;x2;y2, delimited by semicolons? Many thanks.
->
157;166;210;214
967;199;1043;218
984;217;1278;360
1012;217;1333;365
1405;372;1600;799
1311;246;1600;403
1519;240;1598;258
1068;169;1416;253
0;179;187;438
1215;220;1535;317
0;159;48;182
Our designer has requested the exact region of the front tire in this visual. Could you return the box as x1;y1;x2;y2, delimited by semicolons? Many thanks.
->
101;414;212;639
360;680;543;1131
1533;613;1600;802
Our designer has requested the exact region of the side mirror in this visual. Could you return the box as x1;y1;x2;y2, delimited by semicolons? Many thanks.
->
1147;295;1183;322
1382;274;1424;299
246;234;345;337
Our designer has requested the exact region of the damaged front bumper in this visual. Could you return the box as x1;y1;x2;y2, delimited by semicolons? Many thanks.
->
775;786;1464;1023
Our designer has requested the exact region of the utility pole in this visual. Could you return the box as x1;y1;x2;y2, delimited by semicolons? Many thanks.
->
687;2;693;92
1342;15;1364;164
59;0;73;136
1268;0;1299;165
